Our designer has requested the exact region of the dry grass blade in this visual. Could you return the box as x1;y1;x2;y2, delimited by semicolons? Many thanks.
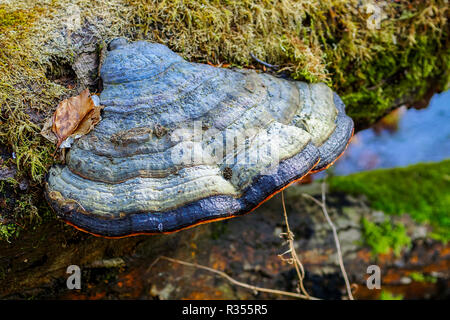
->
146;190;324;300
149;256;320;300
279;191;310;299
302;182;355;300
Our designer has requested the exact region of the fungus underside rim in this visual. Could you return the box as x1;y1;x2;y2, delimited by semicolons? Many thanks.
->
46;156;320;239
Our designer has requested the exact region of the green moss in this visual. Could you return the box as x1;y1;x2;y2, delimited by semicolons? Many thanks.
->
0;223;19;243
361;218;411;256
0;3;61;184
329;160;450;241
379;290;403;300
409;272;437;284
0;7;29;30
128;0;450;126
0;173;55;242
128;0;330;82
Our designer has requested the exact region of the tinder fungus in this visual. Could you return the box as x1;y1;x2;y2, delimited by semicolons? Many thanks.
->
45;39;353;237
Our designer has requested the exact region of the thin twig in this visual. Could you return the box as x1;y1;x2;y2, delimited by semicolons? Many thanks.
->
279;191;310;298
151;255;320;300
249;52;280;70
302;182;354;300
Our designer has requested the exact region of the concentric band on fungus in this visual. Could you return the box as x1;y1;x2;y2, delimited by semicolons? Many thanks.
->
44;39;354;238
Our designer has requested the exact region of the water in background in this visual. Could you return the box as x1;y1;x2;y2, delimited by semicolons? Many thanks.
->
326;89;450;176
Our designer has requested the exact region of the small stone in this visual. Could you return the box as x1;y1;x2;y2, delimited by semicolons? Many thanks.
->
19;179;29;191
0;167;16;180
90;257;125;268
371;210;387;223
411;226;428;240
400;277;412;284
430;271;441;278
243;261;252;271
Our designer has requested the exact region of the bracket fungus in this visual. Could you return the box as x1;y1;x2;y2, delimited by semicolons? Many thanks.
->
44;39;353;238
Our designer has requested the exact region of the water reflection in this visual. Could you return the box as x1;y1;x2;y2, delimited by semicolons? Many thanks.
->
327;89;450;176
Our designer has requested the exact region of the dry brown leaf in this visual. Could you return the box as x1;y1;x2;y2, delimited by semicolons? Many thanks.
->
52;88;95;148
40;116;58;144
72;104;103;137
